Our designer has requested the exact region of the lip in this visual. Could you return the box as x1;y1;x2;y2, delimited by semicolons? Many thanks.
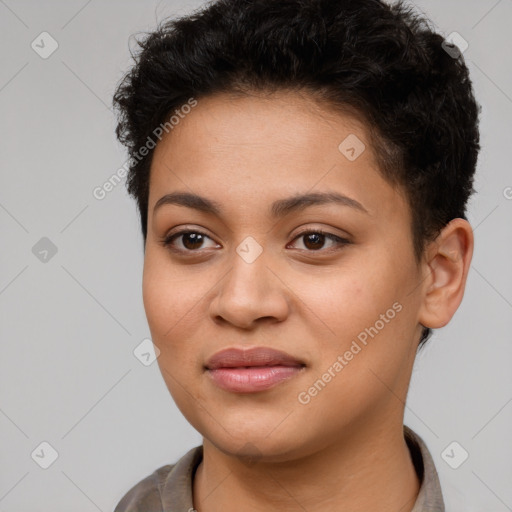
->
205;347;305;393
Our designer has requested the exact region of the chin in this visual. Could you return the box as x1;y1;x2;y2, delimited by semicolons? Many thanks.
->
195;418;321;464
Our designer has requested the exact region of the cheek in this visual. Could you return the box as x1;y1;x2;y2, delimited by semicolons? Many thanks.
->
302;268;394;339
142;260;174;338
142;255;195;358
303;260;414;371
142;265;199;412
142;252;217;383
143;252;197;331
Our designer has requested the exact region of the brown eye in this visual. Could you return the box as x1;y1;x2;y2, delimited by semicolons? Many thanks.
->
302;232;325;250
162;230;218;252
180;232;205;250
290;230;350;252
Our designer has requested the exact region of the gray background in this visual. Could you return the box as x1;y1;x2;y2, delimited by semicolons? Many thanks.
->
1;0;511;510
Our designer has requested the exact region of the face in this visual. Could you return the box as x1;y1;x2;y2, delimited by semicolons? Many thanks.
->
143;90;425;461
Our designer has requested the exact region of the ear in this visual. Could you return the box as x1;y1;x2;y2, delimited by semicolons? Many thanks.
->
417;218;474;329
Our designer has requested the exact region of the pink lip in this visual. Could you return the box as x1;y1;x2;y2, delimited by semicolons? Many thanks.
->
205;347;305;393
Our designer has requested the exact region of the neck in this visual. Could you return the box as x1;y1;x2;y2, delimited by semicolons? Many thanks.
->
193;417;420;512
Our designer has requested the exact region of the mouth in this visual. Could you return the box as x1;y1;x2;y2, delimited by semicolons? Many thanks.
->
205;347;306;393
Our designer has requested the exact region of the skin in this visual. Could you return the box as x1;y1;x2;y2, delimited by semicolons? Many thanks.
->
142;90;474;512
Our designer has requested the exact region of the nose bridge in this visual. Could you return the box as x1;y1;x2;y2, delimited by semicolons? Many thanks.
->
210;238;289;327
228;241;268;297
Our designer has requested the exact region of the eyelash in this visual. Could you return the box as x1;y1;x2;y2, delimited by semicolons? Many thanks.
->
160;228;351;255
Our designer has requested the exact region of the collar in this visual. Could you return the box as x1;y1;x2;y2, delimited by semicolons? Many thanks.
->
404;425;445;511
132;425;445;511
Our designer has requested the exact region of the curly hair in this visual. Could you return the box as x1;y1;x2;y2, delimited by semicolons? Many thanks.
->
113;0;480;348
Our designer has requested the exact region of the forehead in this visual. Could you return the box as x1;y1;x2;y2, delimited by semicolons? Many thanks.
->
152;90;374;164
148;91;406;221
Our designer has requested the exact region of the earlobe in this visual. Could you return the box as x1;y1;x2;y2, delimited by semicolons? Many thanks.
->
417;218;474;329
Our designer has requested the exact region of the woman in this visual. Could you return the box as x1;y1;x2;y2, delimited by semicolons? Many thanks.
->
112;0;480;510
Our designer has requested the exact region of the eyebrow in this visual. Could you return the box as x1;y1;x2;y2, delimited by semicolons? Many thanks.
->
153;191;369;217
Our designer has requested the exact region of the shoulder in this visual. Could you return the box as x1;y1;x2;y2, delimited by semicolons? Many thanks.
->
113;446;203;512
113;464;175;512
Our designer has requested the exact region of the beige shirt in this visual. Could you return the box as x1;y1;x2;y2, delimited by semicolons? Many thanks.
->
114;425;445;511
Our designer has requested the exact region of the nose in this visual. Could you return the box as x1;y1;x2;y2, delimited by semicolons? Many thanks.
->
208;248;290;329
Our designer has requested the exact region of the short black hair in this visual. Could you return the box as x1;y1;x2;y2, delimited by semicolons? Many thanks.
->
113;0;480;348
